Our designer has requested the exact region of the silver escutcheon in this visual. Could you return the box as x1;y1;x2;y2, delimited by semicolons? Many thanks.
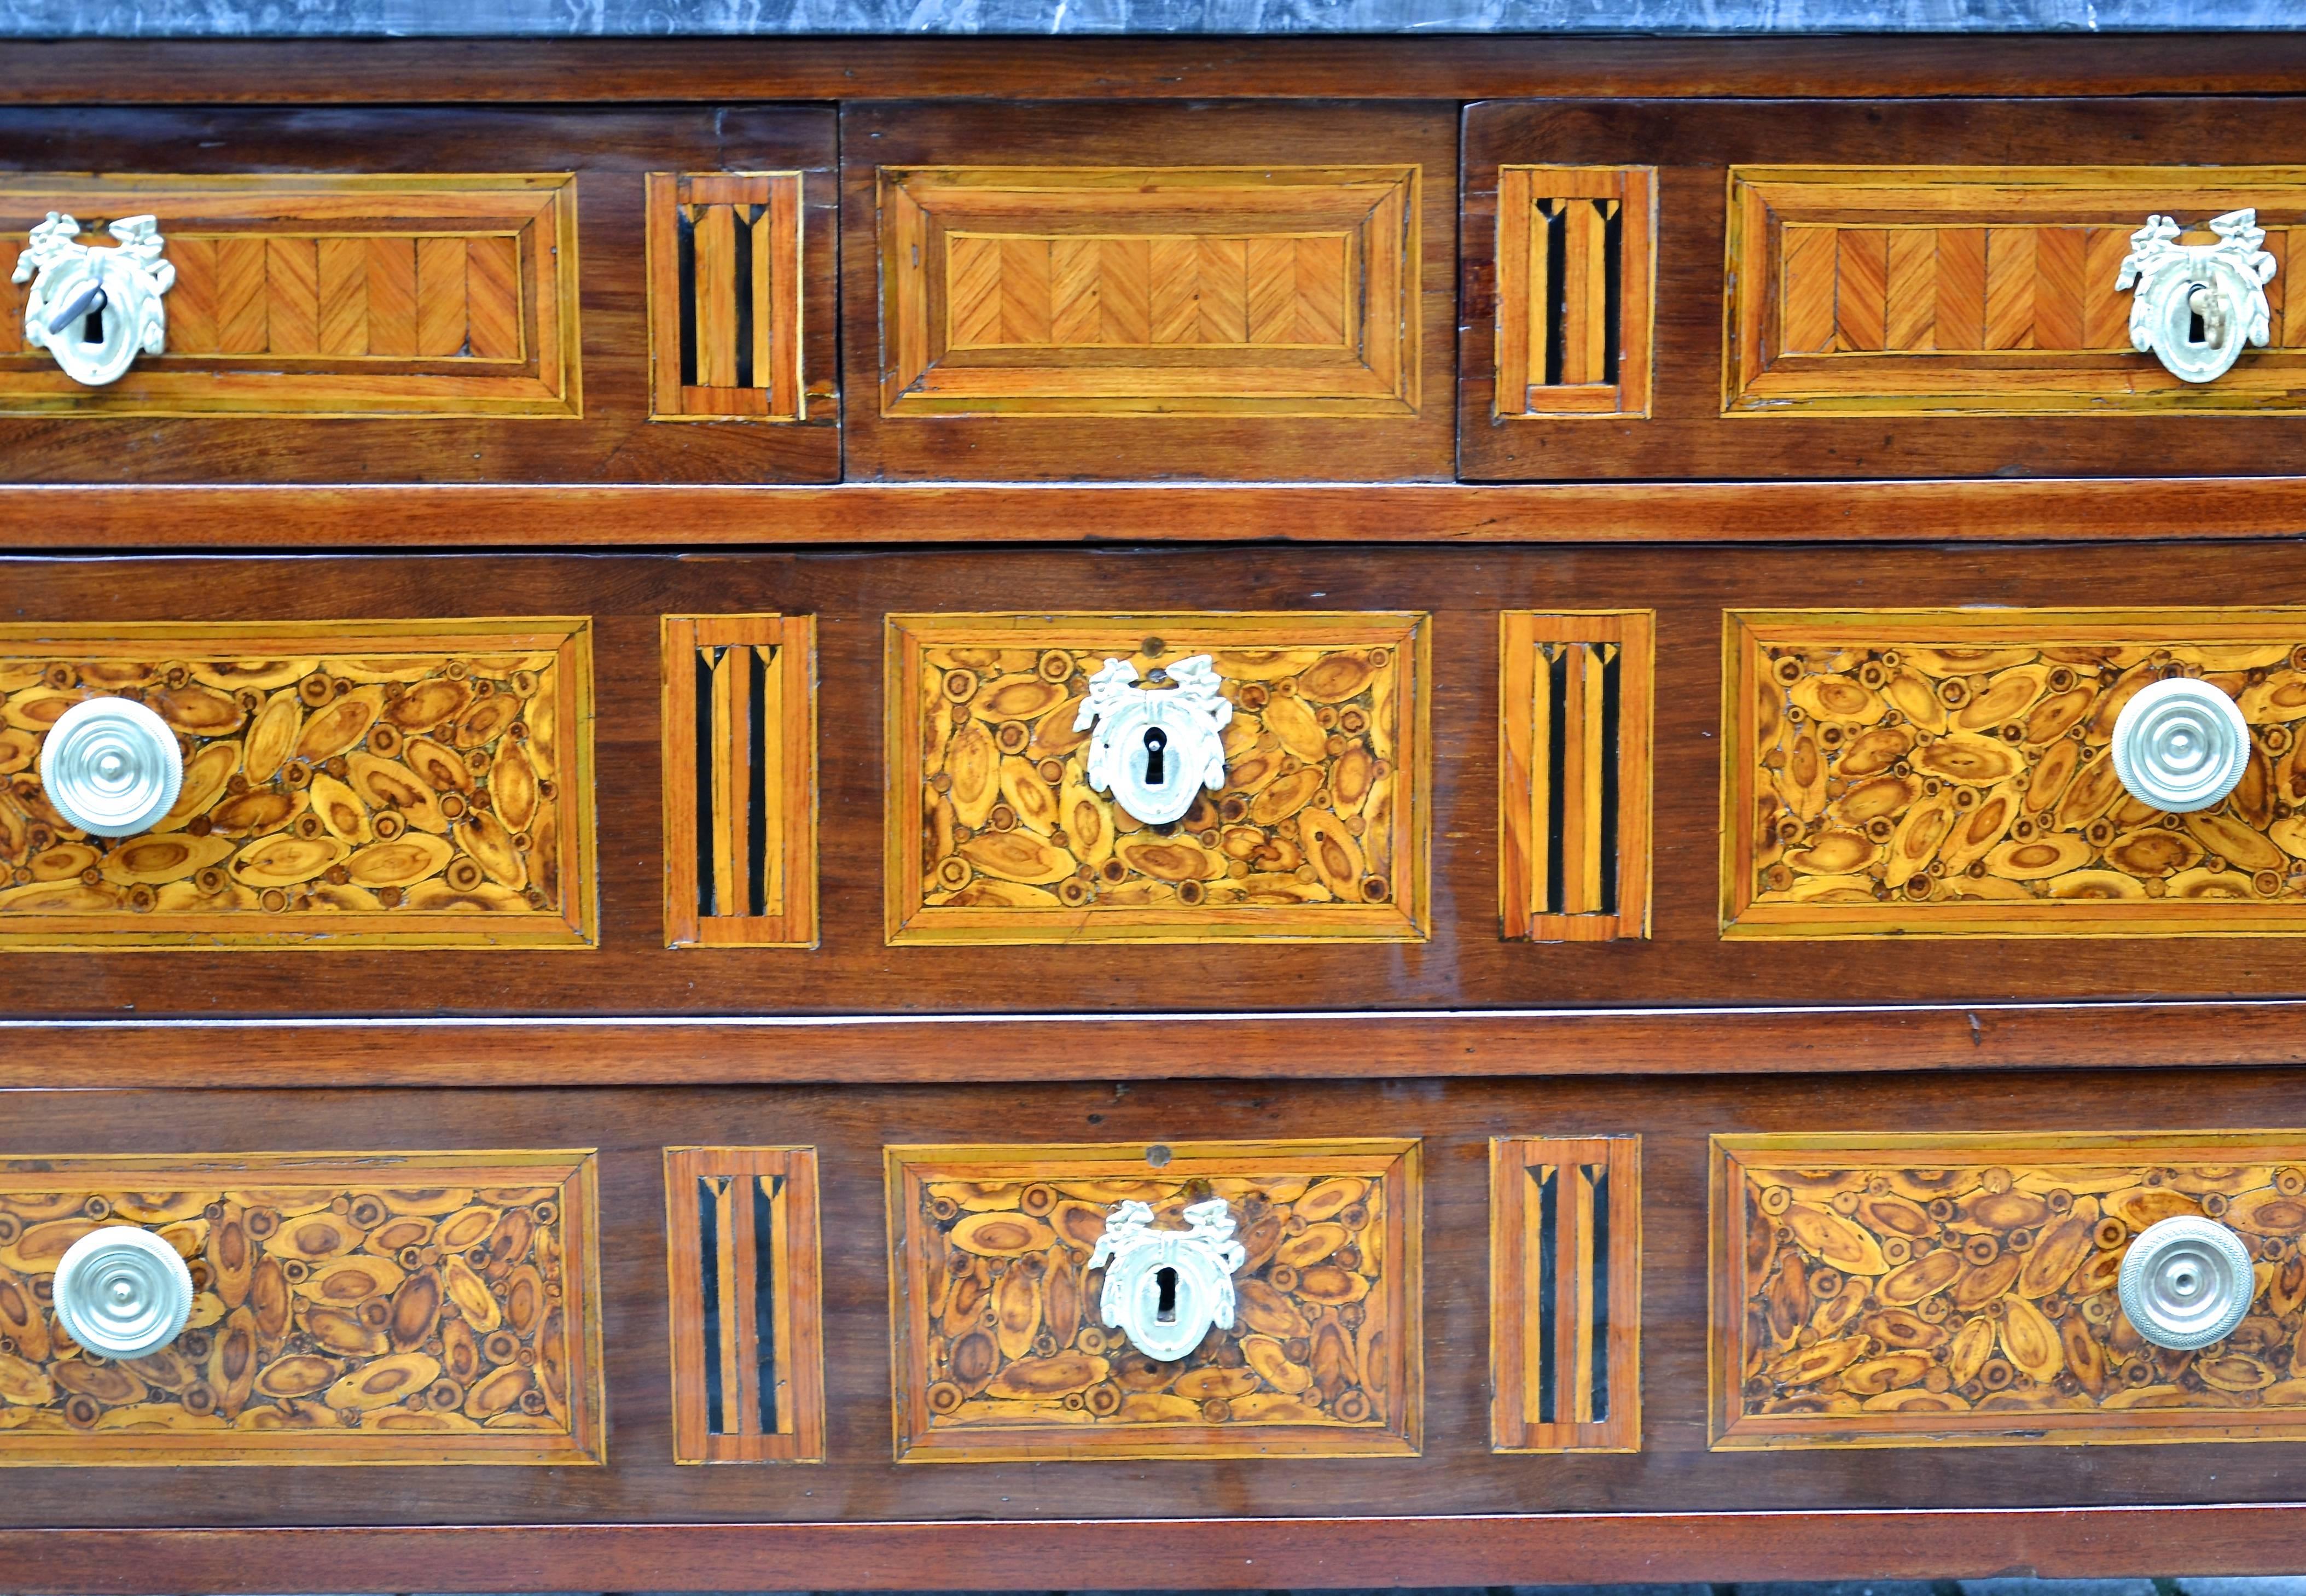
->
1088;1197;1245;1362
39;696;184;837
12;212;175;387
53;1225;196;1360
2117;1214;2255;1352
2116;208;2278;385
2108;676;2250;815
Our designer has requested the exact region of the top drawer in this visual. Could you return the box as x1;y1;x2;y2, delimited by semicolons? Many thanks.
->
1460;97;2306;481
0;108;837;483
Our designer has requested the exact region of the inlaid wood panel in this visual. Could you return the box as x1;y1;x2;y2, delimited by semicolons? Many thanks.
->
1500;611;1653;941
0;175;578;417
885;1139;1421;1462
877;165;1419;418
1724;608;2306;938
660;615;816;949
1490;1135;1641;1453
0;1149;602;1465
663;1147;824;1464
1714;1131;2306;1449
884;611;1430;945
1492;166;1654;419
1728;168;2306;415
0;619;594;948
645;173;811;422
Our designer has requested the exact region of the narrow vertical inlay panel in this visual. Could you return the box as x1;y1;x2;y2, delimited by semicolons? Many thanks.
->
1500;611;1653;941
646;173;807;422
661;615;817;948
664;1147;824;1464
886;1139;1422;1463
878;166;1421;417
1493;166;1654;419
1490;1135;1640;1453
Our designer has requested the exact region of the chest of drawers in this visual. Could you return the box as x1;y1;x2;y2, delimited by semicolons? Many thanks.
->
7;30;2306;1594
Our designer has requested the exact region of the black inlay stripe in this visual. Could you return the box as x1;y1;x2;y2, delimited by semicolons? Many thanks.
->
753;1174;780;1436
1599;645;1622;916
694;648;717;918
1542;201;1567;388
676;206;699;390
698;1176;725;1435
1536;1166;1558;1424
1544;646;1569;915
1588;1164;1611;1424
1601;200;1623;387
748;644;770;919
733;206;756;392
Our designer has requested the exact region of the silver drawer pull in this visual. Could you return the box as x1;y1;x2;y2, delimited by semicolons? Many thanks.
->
2117;208;2277;384
39;696;184;837
53;1226;195;1360
2118;1214;2255;1352
1089;1198;1244;1362
2109;675;2250;814
11;212;175;387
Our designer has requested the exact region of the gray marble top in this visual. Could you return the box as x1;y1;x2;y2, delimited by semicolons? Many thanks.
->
1;0;2298;36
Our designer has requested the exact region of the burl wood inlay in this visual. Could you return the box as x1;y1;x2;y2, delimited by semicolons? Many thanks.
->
0;619;594;948
1724;608;2306;938
886;1139;1421;1462
0;1150;602;1465
664;1148;825;1464
661;615;816;948
1490;1136;1641;1453
0;176;579;417
646;173;808;422
1714;1132;2306;1449
1493;166;1655;419
885;613;1429;945
877;167;1420;417
1726;167;2306;415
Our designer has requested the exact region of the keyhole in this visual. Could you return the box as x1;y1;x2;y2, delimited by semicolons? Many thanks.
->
1154;1265;1179;1324
1141;725;1168;787
82;302;103;345
2189;302;2207;344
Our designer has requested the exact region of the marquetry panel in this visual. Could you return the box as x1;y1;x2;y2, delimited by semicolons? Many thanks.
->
876;166;1421;417
1724;608;2306;939
0;619;594;948
0;1150;602;1465
646;173;806;422
1714;1131;2306;1449
661;615;816;948
1726;167;2306;414
1493;166;1654;419
885;1139;1421;1463
0;175;579;417
884;612;1430;945
1491;1136;1640;1453
664;1148;824;1464
1501;611;1653;941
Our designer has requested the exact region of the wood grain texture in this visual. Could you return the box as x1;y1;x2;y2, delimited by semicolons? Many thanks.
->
0;176;572;417
1498;610;1653;941
1724;608;2306;939
1726;167;2306;415
1490;1135;1640;1452
1716;1132;2306;1449
844;102;1455;481
1491;166;1654;419
885;1139;1420;1461
884;612;1428;945
646;172;811;422
660;615;817;949
0;1150;602;1465
664;1147;825;1464
0;619;594;949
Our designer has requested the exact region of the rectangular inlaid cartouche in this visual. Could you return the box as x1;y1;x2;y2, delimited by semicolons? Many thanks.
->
0;619;594;948
884;612;1429;945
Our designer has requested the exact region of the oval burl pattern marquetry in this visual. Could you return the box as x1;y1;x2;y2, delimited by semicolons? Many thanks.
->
0;619;594;948
0;1151;603;1465
1713;1133;2306;1449
885;1140;1422;1461
885;612;1429;945
1724;608;2306;937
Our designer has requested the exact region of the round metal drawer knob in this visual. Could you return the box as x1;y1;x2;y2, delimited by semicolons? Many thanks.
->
53;1225;194;1360
2110;677;2250;814
2118;1214;2255;1351
38;696;182;836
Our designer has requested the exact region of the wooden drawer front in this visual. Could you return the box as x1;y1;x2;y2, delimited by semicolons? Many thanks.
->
0;1149;602;1465
0;619;594;948
886;1138;1421;1462
0;174;576;418
1725;607;2306;939
885;611;1429;945
843;102;1455;481
1715;1131;2306;1451
1729;166;2306;416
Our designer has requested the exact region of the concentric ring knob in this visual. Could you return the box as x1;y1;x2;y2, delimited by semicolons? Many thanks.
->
2110;677;2250;813
53;1226;194;1359
38;696;182;836
2118;1214;2255;1351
